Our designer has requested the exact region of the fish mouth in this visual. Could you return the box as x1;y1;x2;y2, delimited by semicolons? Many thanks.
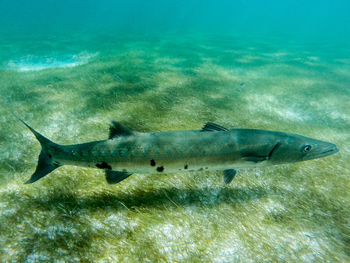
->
317;144;339;158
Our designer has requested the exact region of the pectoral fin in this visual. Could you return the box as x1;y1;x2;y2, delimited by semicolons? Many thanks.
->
223;169;238;184
105;170;132;184
242;156;267;163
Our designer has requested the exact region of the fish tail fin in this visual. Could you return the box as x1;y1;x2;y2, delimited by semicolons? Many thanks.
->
24;149;61;184
17;117;62;184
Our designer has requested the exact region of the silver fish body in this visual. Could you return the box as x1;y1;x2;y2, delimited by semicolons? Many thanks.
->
19;120;339;184
55;130;291;172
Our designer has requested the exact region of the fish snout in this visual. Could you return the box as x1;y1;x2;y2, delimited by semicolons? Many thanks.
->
317;142;339;158
322;143;339;155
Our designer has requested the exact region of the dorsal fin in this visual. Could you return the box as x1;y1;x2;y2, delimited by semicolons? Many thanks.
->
201;122;229;132
109;121;134;139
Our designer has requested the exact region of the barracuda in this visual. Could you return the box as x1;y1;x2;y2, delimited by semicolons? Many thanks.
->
19;119;339;185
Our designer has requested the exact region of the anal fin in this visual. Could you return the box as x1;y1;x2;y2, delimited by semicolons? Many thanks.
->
105;170;132;184
223;169;238;184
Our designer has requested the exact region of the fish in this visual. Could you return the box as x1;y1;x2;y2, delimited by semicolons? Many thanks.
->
18;119;339;185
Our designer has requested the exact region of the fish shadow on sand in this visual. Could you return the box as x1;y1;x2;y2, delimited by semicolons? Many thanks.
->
26;185;273;213
1;185;274;259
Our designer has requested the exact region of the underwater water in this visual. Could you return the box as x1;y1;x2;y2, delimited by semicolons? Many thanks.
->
1;1;350;262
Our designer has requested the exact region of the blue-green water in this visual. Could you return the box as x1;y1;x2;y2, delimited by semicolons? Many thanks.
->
0;1;349;262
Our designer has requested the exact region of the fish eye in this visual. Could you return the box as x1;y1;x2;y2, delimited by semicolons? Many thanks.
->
302;145;312;153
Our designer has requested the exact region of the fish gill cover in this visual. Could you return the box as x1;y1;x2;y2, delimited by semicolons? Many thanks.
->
0;0;349;262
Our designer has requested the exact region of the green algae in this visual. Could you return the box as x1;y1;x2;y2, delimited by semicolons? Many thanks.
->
0;34;349;262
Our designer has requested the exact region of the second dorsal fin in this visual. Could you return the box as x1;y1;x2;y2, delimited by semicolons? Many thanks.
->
201;122;229;132
109;121;134;139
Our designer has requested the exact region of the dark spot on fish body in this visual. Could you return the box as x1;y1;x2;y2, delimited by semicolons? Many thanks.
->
184;164;188;169
96;161;112;170
157;166;164;172
48;153;52;159
150;159;156;166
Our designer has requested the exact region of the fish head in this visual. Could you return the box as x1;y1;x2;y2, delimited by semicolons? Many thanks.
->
270;133;339;164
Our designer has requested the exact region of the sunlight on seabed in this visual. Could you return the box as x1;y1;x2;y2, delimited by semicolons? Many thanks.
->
7;52;98;71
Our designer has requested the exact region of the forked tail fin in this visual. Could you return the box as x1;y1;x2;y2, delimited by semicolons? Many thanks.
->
17;117;61;184
25;149;61;184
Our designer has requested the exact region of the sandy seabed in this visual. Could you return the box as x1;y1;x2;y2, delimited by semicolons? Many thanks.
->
0;34;349;262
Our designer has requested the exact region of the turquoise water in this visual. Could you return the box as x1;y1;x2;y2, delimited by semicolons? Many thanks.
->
1;1;349;262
